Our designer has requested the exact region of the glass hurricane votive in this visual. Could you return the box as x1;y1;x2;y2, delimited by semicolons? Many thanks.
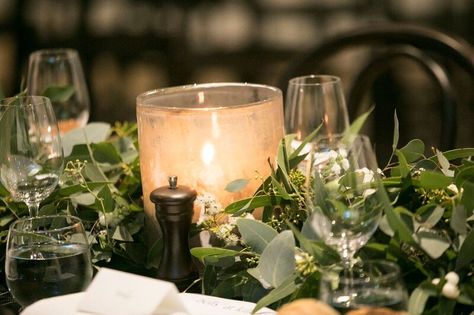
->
136;83;284;225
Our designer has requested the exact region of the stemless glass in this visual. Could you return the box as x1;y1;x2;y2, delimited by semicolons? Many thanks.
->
285;74;349;141
27;48;90;133
319;260;408;313
0;96;64;217
5;215;93;308
307;134;388;268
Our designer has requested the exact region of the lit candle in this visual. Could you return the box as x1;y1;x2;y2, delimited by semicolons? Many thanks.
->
136;83;284;227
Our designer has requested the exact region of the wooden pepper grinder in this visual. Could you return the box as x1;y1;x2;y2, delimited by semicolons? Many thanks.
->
150;176;198;291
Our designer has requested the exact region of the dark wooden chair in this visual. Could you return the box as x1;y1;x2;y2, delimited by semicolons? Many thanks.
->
278;23;474;163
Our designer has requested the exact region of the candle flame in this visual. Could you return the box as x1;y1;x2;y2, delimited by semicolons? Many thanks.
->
201;142;215;165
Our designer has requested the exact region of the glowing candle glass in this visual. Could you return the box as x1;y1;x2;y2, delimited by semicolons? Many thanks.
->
136;83;284;224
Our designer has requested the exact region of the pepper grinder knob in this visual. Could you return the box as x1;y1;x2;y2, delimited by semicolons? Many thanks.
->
150;176;197;291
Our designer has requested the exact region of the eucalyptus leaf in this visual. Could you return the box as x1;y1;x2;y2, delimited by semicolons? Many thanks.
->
436;149;454;177
385;206;417;246
112;225;133;242
395;149;410;177
259;230;295;288
342;107;373;143
225;179;250;193
378;215;394;237
455;228;474;271
460;180;474;213
416;230;450;259
399;139;425;162
96;185;114;212
61;122;112;156
418;205;444;229
237;218;278;254
225;195;281;215
70;192;96;206
43;85;75;103
190;247;240;261
252;274;298;314
392;111;399;153
408;286;435;315
91;142;123;164
450;205;467;235
419;171;452;189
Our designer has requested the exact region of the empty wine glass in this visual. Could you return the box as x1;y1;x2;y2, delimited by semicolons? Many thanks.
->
0;96;64;217
306;134;389;277
27;48;90;133
285;74;349;142
319;260;408;313
5;215;93;308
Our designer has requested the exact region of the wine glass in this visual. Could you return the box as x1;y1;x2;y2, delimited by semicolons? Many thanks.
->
27;48;90;134
285;74;349;142
0;96;64;217
307;134;390;309
319;260;408;313
5;215;93;308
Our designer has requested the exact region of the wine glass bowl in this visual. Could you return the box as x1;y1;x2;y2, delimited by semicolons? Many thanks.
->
5;215;93;308
307;135;387;265
319;260;408;313
285;74;349;141
0;96;64;217
27;48;90;133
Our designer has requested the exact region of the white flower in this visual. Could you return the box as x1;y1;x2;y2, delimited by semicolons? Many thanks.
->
359;167;374;183
341;158;350;171
432;278;441;285
328;150;338;159
99;211;122;227
442;282;460;299
338;148;348;158
197;213;210;225
331;163;342;176
447;184;459;195
445;271;460;285
224;233;240;246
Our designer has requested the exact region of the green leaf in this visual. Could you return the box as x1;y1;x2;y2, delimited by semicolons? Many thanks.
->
288;221;340;266
112;225;133;242
399;139;425;162
418;205;444;229
456;228;474;271
259;230;295;288
252;274;298;314
225;179;250;193
91;142;123;164
428;148;474;162
419;171;452;189
436;149;454;177
450;205;467;235
96;185;114;212
342;107;373;143
392;111;399;153
225;195;281;215
190;247;240;261
237;219;278;254
385;206;417;246
416;230;450;259
61;122;111;156
42;85;75;103
408;285;435;315
395;149;410;177
288;125;321;160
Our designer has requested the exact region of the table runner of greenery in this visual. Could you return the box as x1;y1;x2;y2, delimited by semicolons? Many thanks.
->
0;117;473;315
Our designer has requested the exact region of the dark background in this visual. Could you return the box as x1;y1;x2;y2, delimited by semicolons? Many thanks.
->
0;0;473;147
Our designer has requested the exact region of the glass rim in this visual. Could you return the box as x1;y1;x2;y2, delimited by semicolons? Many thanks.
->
29;48;79;59
325;260;402;284
9;214;84;234
136;82;282;111
0;95;52;107
288;74;341;86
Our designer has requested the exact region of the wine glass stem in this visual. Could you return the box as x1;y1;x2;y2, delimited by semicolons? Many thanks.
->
26;202;40;217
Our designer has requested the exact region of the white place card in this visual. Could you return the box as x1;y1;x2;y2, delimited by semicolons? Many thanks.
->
77;268;190;315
